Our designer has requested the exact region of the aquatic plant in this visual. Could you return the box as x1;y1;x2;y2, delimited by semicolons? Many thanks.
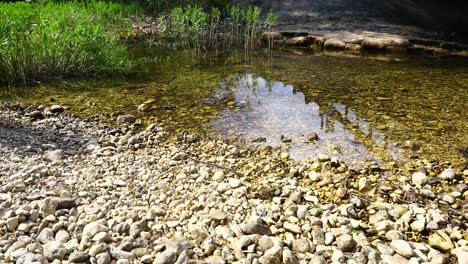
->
0;1;141;86
158;4;275;53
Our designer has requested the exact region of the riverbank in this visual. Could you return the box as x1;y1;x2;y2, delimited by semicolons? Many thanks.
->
0;103;466;264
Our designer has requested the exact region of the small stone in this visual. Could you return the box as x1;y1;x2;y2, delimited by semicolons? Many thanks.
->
428;230;454;252
317;154;330;162
43;241;66;261
49;105;64;113
83;222;108;238
336;234;356;252
410;215;426;232
308;133;319;142
117;114;136;124
209;209;226;221
165;237;193;255
283;222;302;234
309;254;327;264
69;251;90;263
439;168;455;180
16;253;47;264
228;178;241;189
109;247;135;260
442;195;455;204
258;235;274;252
141;254;153;263
358;177;371;191
5;217;19;231
282;248;299;264
55;229;70;243
412;172;427;186
241;221;272;235
451;247;468;264
153;250;176;264
43;149;65;161
390;239;414;258
386;230;406;241
96;252;111;264
292;238;311;253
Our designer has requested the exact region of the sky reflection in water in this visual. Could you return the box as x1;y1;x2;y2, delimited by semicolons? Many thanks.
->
213;73;405;166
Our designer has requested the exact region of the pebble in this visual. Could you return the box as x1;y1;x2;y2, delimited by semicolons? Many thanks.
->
390;239;414;258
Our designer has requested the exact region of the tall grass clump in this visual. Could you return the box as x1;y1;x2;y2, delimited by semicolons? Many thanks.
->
158;4;277;53
0;1;141;86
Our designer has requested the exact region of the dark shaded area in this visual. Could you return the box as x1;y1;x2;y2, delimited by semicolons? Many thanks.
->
235;0;468;41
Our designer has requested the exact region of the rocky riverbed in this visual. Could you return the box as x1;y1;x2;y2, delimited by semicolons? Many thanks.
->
0;102;467;264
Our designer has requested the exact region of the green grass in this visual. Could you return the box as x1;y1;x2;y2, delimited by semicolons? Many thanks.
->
157;4;277;53
0;1;142;86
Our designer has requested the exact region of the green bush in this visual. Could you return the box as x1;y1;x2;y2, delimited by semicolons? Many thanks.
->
0;1;141;86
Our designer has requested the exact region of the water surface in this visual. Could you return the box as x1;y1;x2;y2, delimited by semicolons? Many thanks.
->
1;50;467;166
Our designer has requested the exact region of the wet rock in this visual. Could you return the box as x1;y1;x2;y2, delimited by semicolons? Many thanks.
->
287;36;315;46
50;105;64;114
117;114;136;124
412;171;427;186
439;168;455;180
261;32;283;41
27;110;45;120
324;38;346;49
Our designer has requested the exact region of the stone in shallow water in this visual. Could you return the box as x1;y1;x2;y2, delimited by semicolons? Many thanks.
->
117;114;136;124
411;172;427;186
439;168;455;180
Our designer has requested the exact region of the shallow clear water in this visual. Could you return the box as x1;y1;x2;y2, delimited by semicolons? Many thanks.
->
1;50;467;166
211;73;405;166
